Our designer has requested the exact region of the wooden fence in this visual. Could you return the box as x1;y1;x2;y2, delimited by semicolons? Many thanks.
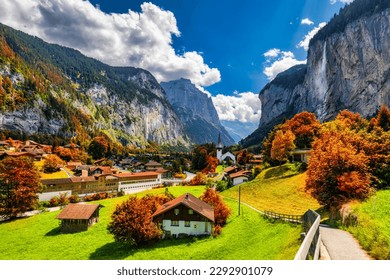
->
294;209;321;260
263;210;302;224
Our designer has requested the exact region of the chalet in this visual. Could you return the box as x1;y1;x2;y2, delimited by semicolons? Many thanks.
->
57;203;100;233
224;166;238;174
0;151;37;160
291;149;311;163
145;160;163;171
66;161;82;171
229;170;250;186
152;193;214;238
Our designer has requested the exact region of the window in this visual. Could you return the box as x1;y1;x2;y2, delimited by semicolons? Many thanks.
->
185;221;190;227
171;220;179;226
188;209;193;215
174;208;179;215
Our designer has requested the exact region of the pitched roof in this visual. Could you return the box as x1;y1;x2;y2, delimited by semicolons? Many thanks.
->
57;203;99;220
114;171;160;178
145;160;162;166
229;170;250;179
41;178;72;185
152;193;214;222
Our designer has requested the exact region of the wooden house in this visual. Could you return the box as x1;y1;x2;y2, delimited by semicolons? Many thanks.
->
57;203;100;233
152;193;214;238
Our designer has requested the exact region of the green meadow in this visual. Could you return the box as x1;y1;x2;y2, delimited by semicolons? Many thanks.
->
347;189;390;259
0;186;301;260
223;164;321;215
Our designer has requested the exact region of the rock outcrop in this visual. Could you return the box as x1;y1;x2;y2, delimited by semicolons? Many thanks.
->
242;0;390;148
161;78;235;145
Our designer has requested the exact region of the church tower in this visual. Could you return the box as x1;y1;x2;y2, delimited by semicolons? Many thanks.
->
216;133;223;163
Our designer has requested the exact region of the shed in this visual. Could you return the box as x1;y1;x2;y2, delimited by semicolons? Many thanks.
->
57;204;100;233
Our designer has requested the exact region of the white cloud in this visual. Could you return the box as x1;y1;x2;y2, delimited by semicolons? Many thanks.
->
263;50;306;80
0;0;220;87
297;22;327;51
330;0;354;4
301;18;314;25
212;92;261;123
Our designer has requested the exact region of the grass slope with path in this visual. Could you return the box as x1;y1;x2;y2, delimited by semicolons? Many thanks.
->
0;186;301;260
346;189;390;259
222;163;321;215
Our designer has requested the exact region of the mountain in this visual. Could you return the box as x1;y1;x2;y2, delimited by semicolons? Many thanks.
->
161;78;235;145
221;120;259;143
242;0;390;149
0;23;189;149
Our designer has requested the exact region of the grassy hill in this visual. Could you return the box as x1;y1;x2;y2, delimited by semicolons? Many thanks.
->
0;186;301;260
222;163;321;215
346;189;390;259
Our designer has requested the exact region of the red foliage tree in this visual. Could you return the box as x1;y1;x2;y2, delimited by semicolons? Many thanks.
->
0;156;42;218
200;188;231;227
108;195;171;246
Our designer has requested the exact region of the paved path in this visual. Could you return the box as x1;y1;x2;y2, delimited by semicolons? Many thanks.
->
320;225;371;260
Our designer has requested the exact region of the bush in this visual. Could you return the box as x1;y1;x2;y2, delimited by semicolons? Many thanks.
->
68;194;80;203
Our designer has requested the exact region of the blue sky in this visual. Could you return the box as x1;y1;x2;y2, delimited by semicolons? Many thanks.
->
0;0;352;127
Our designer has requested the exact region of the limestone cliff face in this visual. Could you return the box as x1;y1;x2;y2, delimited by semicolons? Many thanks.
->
161;78;235;145
0;23;190;148
242;2;390;148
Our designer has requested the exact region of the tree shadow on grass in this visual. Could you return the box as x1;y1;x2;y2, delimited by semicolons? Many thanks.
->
89;236;205;260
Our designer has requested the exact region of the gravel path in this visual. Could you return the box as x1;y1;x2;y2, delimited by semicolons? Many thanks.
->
320;225;371;260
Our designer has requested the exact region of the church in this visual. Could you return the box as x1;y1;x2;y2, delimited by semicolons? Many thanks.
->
216;133;236;164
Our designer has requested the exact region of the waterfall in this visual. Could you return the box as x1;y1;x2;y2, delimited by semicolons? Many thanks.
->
314;42;328;119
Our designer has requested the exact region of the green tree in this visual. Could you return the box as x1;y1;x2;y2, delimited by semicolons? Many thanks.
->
0;156;42;219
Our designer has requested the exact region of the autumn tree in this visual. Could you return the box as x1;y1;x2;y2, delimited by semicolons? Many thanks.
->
88;136;109;159
306;128;373;208
202;155;219;173
261;124;283;166
190;172;207;186
108;195;171;246
42;154;65;173
236;149;253;166
0;156;42;219
200;188;231;227
282;111;320;148
270;129;296;164
375;105;390;131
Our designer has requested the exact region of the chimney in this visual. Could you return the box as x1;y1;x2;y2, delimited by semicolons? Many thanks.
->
185;193;189;199
81;170;88;177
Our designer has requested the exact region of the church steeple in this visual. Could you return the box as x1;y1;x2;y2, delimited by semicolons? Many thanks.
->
217;133;223;150
216;133;223;163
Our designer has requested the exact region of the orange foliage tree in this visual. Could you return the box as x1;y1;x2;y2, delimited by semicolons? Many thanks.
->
202;155;219;173
42;154;65;173
189;172;207;186
270;129;296;164
108;195;171;246
88;136;109;160
281;111;320;148
0;156;41;219
306;127;373;208
200;188;231;228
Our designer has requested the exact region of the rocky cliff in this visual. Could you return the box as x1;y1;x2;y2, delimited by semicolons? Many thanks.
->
161;78;235;145
242;0;390;149
0;23;189;148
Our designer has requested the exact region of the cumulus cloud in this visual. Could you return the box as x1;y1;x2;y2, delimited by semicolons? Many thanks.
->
263;49;306;80
301;18;314;25
297;22;327;51
0;0;220;87
212;92;261;123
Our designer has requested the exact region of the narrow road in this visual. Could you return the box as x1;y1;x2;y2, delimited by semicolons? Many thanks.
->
320;225;371;260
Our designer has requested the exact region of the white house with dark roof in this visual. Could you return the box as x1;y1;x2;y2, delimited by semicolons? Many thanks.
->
152;193;214;238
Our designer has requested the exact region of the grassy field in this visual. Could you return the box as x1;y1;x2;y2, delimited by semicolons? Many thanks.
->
222;164;321;215
347;190;390;259
34;160;69;179
0;186;301;260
